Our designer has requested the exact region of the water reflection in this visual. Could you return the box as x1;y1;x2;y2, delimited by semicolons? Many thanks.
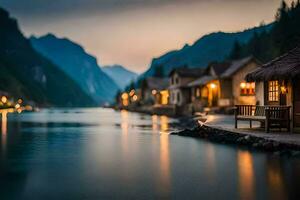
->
152;115;159;133
237;150;255;200
160;116;169;134
1;110;8;154
266;159;286;199
159;125;171;196
205;144;216;183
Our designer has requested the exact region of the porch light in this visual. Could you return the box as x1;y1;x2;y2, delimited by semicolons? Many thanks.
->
129;90;135;97
132;95;138;101
121;93;129;100
152;90;157;95
210;83;216;89
1;96;7;104
240;82;246;89
280;86;288;94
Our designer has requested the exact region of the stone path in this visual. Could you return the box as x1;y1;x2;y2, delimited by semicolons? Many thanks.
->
195;114;300;146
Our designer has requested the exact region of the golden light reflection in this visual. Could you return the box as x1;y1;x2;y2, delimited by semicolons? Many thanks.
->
237;150;255;200
266;160;286;199
159;127;171;195
121;109;129;161
1;110;8;154
205;144;216;183
121;109;129;135
160;115;169;133
152;115;158;133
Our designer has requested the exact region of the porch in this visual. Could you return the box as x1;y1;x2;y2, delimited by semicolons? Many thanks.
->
196;114;300;146
234;105;291;133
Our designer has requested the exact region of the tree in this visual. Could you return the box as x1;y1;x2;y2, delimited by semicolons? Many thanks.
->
153;66;164;77
229;40;243;59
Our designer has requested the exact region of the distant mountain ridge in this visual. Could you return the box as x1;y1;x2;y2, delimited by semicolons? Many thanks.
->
0;7;95;107
141;24;273;79
102;65;138;90
30;34;119;104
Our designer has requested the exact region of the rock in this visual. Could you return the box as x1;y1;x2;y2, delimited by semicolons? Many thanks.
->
244;135;251;141
252;143;260;148
263;142;273;151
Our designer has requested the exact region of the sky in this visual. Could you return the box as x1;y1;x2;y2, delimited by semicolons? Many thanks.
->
1;0;294;73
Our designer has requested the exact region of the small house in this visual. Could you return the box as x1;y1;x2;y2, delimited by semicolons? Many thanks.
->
140;77;169;105
188;57;259;112
169;68;204;107
246;47;300;131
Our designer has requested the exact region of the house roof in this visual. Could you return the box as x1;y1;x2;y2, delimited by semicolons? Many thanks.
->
187;75;215;87
142;77;169;90
221;56;256;78
169;68;205;78
207;62;231;76
246;47;300;82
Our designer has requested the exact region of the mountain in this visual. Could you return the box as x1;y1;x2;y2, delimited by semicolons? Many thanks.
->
102;65;138;90
141;24;273;79
30;34;119;104
0;7;95;107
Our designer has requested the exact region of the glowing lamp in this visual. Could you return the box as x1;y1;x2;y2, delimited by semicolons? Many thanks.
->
1;96;7;104
129;90;135;97
18;98;23;104
240;82;246;89
210;83;216;89
152;90;157;95
132;95;138;101
15;103;20;109
121;93;129;100
281;86;287;94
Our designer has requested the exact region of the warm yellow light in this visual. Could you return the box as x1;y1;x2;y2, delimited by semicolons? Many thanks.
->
121;93;129;100
1;96;7;104
210;83;216;89
129;90;135;97
160;90;169;105
17;99;23;104
280;86;287;94
132;95;138;101
15;103;20;109
152;90;157;95
240;82;246;89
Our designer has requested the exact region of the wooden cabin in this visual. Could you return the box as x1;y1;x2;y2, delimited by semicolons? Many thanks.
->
169;68;204;107
245;47;300;132
188;57;259;113
140;77;169;105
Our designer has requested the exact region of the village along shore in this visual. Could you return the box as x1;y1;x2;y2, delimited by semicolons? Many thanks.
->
116;47;300;156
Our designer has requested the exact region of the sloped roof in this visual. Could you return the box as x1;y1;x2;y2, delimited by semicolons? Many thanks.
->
187;75;215;87
208;62;231;76
246;47;300;82
169;68;205;78
142;77;169;90
221;56;256;78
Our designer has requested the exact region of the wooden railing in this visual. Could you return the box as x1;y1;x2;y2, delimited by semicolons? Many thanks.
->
234;105;291;133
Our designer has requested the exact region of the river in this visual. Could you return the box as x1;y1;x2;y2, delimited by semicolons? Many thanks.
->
0;108;300;199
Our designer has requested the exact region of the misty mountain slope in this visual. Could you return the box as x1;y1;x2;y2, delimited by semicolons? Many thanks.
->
30;34;119;104
0;7;95;107
141;24;273;78
102;65;138;89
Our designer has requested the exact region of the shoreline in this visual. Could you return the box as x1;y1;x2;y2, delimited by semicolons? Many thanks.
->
117;108;300;156
172;125;300;156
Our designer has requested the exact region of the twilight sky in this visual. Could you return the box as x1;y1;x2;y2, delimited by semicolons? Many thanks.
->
1;0;293;73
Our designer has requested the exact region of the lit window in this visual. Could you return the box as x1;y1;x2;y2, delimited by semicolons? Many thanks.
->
240;82;255;96
268;81;279;101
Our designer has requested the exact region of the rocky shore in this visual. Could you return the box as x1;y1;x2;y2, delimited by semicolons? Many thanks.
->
172;125;300;157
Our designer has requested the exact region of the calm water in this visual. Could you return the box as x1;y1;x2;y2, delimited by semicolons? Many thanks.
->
0;108;300;199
